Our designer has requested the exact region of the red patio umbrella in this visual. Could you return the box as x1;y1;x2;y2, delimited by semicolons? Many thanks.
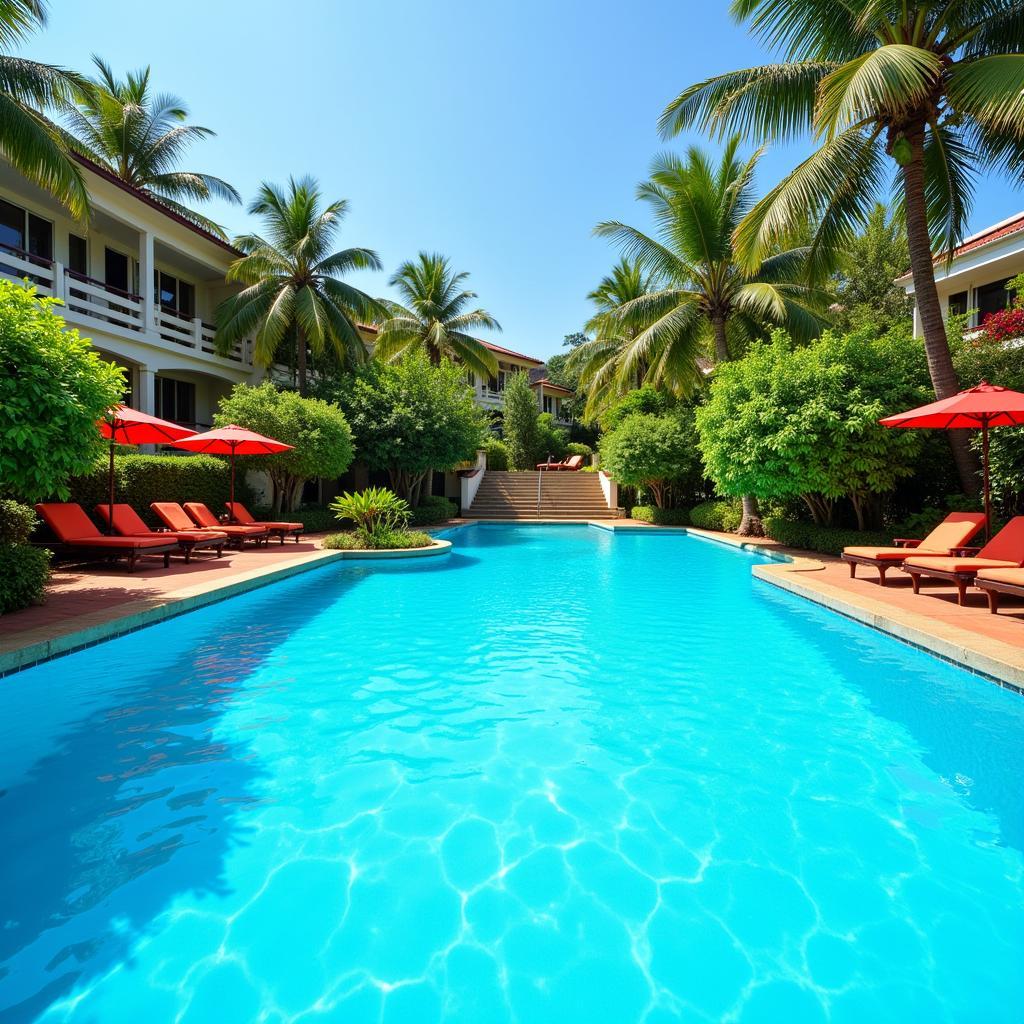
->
171;424;293;511
879;381;1024;540
99;405;195;534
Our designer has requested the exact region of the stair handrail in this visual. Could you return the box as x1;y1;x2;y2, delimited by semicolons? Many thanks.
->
536;467;543;517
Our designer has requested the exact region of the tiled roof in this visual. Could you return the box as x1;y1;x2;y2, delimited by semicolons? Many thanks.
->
481;340;544;365
530;377;573;395
896;211;1024;281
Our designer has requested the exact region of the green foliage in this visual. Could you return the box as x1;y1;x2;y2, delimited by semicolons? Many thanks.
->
330;487;410;545
331;355;486;502
322;529;433;551
252;503;336;532
689;499;742;533
215;382;353;513
536;412;569;463
482;436;508;471
599;411;700;508
68;453;247;528
763;518;891;557
696;326;931;528
0;282;124;502
630;505;691;526
0;542;51;613
0;499;37;544
409;495;457;526
601;386;677;431
502;371;541;471
566;442;593;457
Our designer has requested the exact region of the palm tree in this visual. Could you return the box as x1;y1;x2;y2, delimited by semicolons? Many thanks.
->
0;1;89;218
587;137;830;534
567;258;660;420
215;177;384;395
374;253;500;378
64;56;239;237
658;0;1023;494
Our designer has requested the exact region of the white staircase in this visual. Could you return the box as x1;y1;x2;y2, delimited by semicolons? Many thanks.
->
465;470;616;520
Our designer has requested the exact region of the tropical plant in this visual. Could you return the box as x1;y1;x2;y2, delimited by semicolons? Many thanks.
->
374;252;500;378
0;280;124;501
64;56;239;235
586;139;830;532
330;487;410;546
215;382;354;513
215;177;384;395
501;370;541;471
0;0;89;218
659;0;1024;493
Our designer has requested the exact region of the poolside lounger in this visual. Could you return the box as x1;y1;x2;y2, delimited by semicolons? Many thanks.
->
841;512;987;585
901;516;1024;605
35;503;178;571
151;502;268;547
225;502;304;544
96;504;228;563
973;569;1024;614
182;502;270;545
535;454;585;471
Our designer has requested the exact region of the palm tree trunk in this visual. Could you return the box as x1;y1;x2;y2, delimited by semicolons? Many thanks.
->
296;325;309;396
903;125;979;495
711;314;729;363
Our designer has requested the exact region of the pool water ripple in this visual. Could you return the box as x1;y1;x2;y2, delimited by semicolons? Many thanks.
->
1;524;1023;1022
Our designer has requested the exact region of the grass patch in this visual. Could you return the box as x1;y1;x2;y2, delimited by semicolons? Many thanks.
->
322;529;435;551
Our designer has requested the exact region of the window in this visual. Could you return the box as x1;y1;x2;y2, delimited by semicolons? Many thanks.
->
68;234;88;275
948;291;969;317
105;248;130;293
27;214;52;261
155;376;196;425
157;270;195;317
543;395;553;414
976;279;1011;321
0;199;52;265
0;199;23;251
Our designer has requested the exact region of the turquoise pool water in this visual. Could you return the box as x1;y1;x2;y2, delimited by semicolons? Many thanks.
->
2;524;1023;1022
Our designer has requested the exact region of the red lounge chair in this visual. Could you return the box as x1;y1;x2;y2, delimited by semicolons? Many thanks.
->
901;516;1024;605
96;504;228;562
225;502;304;544
974;568;1024;614
535;454;585;471
183;502;270;544
151;502;267;547
35;503;178;571
841;512;986;585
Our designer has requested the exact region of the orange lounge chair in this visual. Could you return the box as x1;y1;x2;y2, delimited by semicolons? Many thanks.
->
96;504;228;562
841;512;987;585
225;502;304;544
974;568;1024;614
901;516;1024;605
151;502;267;547
536;454;584;471
183;502;270;545
35;503;178;571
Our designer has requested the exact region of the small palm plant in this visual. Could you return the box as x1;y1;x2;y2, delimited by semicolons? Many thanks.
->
330;487;410;547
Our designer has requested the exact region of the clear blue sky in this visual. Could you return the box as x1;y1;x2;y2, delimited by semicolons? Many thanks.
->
29;0;1023;359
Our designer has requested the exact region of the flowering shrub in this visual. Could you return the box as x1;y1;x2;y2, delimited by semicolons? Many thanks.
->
980;306;1024;343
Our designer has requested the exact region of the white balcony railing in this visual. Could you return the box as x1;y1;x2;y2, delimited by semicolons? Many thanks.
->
67;272;145;332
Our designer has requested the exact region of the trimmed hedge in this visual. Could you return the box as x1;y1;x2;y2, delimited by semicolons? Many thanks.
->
322;529;434;550
482;436;508;471
67;453;253;527
630;505;690;526
0;499;37;544
763;517;890;556
689;499;742;533
409;495;458;526
0;542;50;613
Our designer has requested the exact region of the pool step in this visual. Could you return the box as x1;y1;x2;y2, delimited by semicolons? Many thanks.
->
465;470;617;520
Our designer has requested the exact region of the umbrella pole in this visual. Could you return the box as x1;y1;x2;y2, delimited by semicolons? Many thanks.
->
108;439;116;536
983;420;991;542
230;449;236;516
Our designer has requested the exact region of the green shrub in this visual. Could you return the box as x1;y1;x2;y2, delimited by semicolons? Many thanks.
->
689;499;742;533
0;542;50;613
566;442;593;458
68;454;252;528
330;487;410;545
763;517;890;556
409;495;457;526
482;436;508;471
630;505;690;526
0;500;38;544
536;412;569;463
322;529;433;550
252;503;336;532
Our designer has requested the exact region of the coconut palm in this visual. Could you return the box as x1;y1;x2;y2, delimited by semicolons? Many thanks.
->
63;56;239;236
215;177;384;395
0;1;89;218
589;137;830;533
374;253;500;378
658;0;1024;493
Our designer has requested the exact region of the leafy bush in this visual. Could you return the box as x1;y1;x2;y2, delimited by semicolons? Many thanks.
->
536;412;569;463
689;499;742;533
0;542;50;613
979;306;1024;343
68;454;250;528
763;517;890;556
409;495;457;525
630;505;690;526
322;529;433;550
599;412;700;507
503;371;541;471
0;500;38;544
482;436;508;471
252;503;336;532
330;487;410;545
0;280;124;501
566;442;593;458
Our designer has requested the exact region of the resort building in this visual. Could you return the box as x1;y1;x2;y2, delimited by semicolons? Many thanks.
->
898;211;1024;333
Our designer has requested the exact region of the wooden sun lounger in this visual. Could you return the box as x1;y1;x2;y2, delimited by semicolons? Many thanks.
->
183;503;271;544
225;501;304;544
151;502;268;547
973;569;1024;614
96;504;228;562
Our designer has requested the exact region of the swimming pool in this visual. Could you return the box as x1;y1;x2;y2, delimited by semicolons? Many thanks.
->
2;523;1023;1022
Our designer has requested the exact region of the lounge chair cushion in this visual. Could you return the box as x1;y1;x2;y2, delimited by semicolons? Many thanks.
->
35;503;171;548
151;502;200;533
183;503;266;535
226;502;302;531
903;556;1018;574
977;515;1024;562
98;504;226;541
844;546;948;562
918;512;987;551
974;568;1024;586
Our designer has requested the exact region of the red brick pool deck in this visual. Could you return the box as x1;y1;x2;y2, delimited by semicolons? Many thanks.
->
2;521;1023;687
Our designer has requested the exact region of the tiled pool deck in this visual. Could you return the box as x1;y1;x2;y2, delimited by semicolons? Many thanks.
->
3;522;1024;688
